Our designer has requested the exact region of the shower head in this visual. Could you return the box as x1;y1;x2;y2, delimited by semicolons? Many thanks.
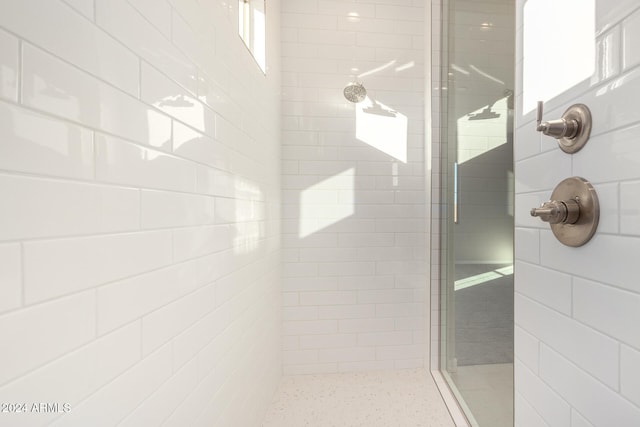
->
343;81;367;103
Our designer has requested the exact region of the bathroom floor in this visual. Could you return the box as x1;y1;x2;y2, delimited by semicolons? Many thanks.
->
262;369;455;427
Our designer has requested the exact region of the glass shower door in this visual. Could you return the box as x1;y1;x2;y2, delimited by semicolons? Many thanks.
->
439;0;515;425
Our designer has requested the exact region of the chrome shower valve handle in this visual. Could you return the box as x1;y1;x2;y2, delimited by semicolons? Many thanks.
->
529;177;599;247
530;199;580;225
535;101;592;154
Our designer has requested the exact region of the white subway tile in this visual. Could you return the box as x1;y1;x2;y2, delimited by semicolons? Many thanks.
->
621;345;640;408
394;317;423;331
97;261;198;335
0;0;138;95
119;358;198;427
197;73;242;124
573;278;640;349
338;275;395;290
623;9;640;70
299;291;357;306
299;333;356;349
141;63;215;137
172;225;233;262
52;344;173;427
62;0;94;20
0;291;95;385
339;360;394;372
621;180;640;235
541;232;640;294
0;102;94;180
142;285;215;355
571;410;595;427
596;0;639;34
283;349;318;365
318;262;376;277
0;29;18;101
338;233;395;248
95;0;197;94
215;260;265;306
357;289;414;304
140;190;215;229
95;134;196;192
515;150;572;194
317;1;375;17
375;344;423;360
195;166;236;198
282;13;337;29
299;247;356;262
283;306;318;321
283;276;338;292
283;262;318;277
169;10;214;73
515;261;572;314
0;243;21;314
127;0;172;39
515;326;540;374
593;27;621;83
515;360;571;427
574;123;640;185
516;294;619;389
515;227;540;263
22;45;171;149
375;303;422;318
24;231;172;304
283;292;299;306
375;4;423;21
283;362;339;375
171;301;236;370
515;392;551;427
283;320;338;335
593;182;619;235
318;304;376;320
358;331;413;347
317;346;375;363
173;121;229;170
0;174;139;241
540;345;640;427
0;322;140;411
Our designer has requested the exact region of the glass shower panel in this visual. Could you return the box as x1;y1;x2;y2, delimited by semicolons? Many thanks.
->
439;0;515;426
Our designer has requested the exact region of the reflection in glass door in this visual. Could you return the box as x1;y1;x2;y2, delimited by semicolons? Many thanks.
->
439;0;515;426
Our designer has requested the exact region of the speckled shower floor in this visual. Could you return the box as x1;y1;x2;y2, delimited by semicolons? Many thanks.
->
261;369;456;427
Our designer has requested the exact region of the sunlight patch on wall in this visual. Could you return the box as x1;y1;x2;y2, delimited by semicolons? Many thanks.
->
299;168;355;238
523;0;595;113
356;97;407;163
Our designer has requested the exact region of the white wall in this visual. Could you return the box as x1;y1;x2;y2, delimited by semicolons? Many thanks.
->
515;0;640;425
281;0;427;374
0;0;281;425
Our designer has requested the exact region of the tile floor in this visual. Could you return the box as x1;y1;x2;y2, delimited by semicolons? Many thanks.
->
262;369;456;427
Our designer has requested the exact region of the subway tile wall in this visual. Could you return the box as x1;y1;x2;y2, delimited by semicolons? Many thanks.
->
281;0;428;374
0;0;282;425
515;0;640;425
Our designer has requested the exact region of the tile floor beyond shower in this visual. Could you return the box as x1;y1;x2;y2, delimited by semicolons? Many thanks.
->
262;369;455;427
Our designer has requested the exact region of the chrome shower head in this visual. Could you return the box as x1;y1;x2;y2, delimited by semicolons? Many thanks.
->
343;81;367;103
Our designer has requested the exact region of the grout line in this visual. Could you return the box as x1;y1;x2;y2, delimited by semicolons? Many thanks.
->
17;39;23;105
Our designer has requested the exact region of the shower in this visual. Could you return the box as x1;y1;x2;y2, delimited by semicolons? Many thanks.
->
343;81;367;103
